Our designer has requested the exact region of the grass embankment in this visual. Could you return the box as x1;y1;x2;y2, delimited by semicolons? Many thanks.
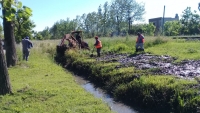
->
60;36;200;113
0;41;112;113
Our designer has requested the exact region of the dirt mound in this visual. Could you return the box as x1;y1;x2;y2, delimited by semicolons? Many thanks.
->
98;53;200;78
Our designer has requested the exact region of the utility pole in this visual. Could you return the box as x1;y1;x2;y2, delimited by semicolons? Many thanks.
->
103;20;106;36
96;22;98;36
86;24;89;37
162;5;165;36
116;15;119;36
128;17;131;34
127;10;132;35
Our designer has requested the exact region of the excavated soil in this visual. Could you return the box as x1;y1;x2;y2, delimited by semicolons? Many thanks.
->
97;53;200;79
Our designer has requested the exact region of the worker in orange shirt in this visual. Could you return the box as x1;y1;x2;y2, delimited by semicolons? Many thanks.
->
136;32;144;52
94;36;102;57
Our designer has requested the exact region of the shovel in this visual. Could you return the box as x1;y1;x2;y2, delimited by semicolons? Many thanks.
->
90;47;95;57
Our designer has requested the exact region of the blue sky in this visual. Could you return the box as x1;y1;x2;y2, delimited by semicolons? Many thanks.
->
20;0;200;32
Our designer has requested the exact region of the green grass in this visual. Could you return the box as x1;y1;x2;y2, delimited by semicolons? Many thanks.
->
84;36;200;61
83;36;169;54
0;41;112;113
146;41;200;61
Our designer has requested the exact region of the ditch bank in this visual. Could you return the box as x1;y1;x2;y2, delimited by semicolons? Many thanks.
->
55;50;200;113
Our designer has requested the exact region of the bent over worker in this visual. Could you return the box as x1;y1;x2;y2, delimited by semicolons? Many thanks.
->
94;36;102;57
135;32;145;52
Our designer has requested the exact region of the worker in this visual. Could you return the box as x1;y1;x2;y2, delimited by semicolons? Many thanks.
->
135;32;145;52
94;36;102;57
76;33;82;48
22;36;33;61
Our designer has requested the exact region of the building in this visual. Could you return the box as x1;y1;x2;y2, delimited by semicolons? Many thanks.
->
149;14;179;34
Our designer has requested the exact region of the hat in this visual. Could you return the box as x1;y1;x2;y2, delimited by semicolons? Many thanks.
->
95;36;98;39
25;36;29;39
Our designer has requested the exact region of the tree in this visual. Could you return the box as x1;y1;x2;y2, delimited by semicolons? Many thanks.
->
40;27;51;40
34;32;43;40
144;23;156;36
110;0;145;35
15;6;34;43
39;0;145;38
129;23;155;36
0;0;32;95
50;22;62;39
102;1;109;36
85;12;98;37
164;21;181;36
80;13;87;33
0;38;12;95
0;0;19;95
1;0;28;67
2;0;18;67
180;7;200;35
49;19;76;39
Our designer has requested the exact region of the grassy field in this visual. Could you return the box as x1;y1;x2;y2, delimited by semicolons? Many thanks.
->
0;41;112;113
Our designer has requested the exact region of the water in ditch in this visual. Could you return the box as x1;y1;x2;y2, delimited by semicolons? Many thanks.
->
73;74;139;113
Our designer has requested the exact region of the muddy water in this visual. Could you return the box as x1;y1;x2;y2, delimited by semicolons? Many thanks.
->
73;75;139;113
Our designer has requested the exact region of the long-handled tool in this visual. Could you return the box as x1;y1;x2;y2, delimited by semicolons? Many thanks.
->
90;47;95;57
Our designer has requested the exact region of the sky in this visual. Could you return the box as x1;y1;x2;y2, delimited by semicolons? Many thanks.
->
19;0;200;32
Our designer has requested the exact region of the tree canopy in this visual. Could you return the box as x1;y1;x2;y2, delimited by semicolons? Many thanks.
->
38;0;146;39
164;7;200;36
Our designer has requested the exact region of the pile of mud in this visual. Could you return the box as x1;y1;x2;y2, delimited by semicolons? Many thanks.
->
98;53;200;78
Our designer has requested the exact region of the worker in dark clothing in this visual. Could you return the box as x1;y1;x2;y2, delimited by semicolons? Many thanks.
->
135;32;145;52
94;36;102;57
22;36;33;61
76;33;82;48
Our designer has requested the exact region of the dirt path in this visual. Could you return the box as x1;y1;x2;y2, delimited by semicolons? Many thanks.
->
98;53;200;78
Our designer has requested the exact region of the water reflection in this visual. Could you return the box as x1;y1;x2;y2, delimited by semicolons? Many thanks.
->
74;75;138;113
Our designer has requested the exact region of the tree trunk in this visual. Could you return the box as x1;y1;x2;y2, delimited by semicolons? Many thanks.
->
2;9;18;67
0;39;12;95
